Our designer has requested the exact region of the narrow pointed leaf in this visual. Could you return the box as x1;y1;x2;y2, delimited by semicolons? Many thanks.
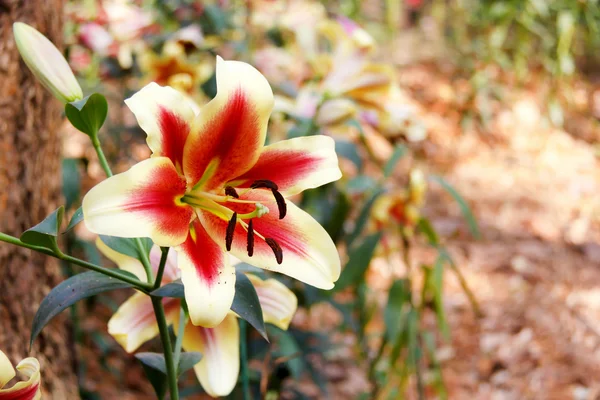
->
232;271;267;340
151;279;184;298
31;270;137;347
65;207;83;232
20;206;64;249
136;351;202;376
430;175;481;239
335;233;382;291
135;353;167;400
383;144;407;177
384;279;410;341
99;235;153;260
345;189;384;247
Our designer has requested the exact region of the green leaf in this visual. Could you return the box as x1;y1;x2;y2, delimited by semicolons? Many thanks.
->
384;279;410;340
269;327;304;378
232;271;267;340
99;235;152;260
20;206;64;249
345;189;384;248
417;217;439;246
335;139;362;172
334;233;382;291
406;308;421;368
65;93;108;137
151;272;267;340
431;257;450;340
287;118;318;139
65;207;83;232
135;351;202;376
151;280;184;298
430;175;481;239
346;176;377;195
135;353;167;400
31;271;136;347
383;145;407;177
62;158;81;209
322;190;351;243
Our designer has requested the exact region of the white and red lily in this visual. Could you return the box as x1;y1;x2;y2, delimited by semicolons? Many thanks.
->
83;56;341;328
0;351;41;400
97;240;298;397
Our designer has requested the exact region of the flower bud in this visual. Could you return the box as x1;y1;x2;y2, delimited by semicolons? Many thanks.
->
13;22;83;103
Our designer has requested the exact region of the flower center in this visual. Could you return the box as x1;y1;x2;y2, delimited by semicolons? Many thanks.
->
180;180;287;264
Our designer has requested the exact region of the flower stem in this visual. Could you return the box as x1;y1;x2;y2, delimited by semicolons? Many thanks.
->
152;297;179;400
0;232;151;289
153;247;170;290
91;136;113;177
239;319;251;400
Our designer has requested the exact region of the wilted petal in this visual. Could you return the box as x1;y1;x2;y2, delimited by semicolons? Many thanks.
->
182;56;274;190
83;157;195;247
247;274;297;330
108;293;180;353
124;83;196;171
180;315;239;397
198;192;340;290
176;220;235;327
228;136;342;196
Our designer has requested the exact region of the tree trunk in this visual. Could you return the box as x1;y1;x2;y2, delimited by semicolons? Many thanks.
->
0;0;79;398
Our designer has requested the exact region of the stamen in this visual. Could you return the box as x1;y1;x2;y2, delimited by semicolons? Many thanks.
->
225;186;239;198
247;219;254;257
265;238;283;264
225;212;237;251
250;179;279;191
271;189;287;219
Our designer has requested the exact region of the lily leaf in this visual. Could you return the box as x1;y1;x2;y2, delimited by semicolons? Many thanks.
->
335;233;382;291
135;352;202;376
100;235;153;260
65;93;108;137
31;271;137;347
65;207;83;232
20;206;64;250
232;271;267;340
430;175;481;239
151;280;184;299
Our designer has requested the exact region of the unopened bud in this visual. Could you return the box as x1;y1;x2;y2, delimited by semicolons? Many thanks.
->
13;22;83;104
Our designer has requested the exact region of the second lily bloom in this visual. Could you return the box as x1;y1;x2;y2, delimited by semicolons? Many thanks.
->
83;56;342;328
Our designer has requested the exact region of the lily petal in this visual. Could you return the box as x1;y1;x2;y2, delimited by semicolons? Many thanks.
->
0;353;41;400
108;292;180;353
124;83;196;171
228;135;342;196
182;56;274;190
180;315;239;398
83;157;194;247
0;351;15;389
176;220;235;327
247;274;298;330
198;192;340;290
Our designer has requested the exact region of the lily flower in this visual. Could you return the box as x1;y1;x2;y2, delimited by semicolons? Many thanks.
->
97;240;298;397
83;57;341;328
0;351;41;400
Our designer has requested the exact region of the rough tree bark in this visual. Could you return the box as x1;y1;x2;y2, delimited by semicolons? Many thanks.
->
0;0;79;398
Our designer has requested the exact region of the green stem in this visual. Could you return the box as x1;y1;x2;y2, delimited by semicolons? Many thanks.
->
91;135;113;177
173;307;187;370
0;232;151;289
239;320;251;400
152;297;179;400
153;247;169;290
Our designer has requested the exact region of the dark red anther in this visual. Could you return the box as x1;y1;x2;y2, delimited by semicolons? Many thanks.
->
271;189;286;219
250;179;278;191
247;219;254;257
265;237;283;264
225;186;239;198
225;212;237;251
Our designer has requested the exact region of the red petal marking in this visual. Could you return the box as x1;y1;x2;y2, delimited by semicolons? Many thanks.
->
180;220;224;287
157;106;190;170
125;162;194;240
0;383;39;400
184;88;263;190
230;148;322;193
199;193;308;261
